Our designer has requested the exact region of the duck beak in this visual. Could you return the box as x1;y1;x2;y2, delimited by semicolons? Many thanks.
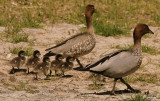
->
149;29;154;34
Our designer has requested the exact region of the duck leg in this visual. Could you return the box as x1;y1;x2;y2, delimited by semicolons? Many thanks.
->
34;73;38;80
110;78;119;95
27;67;30;74
49;70;52;76
120;78;135;92
76;58;83;68
10;66;15;74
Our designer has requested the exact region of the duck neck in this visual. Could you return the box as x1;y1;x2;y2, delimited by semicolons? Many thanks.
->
132;33;142;55
86;15;94;34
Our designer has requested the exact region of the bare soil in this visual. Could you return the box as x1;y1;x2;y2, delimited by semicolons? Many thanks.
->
0;23;160;101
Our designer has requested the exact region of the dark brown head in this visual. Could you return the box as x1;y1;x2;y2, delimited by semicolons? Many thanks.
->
18;50;26;57
43;57;50;63
85;5;96;17
133;24;154;41
33;50;41;58
55;54;64;60
66;56;75;62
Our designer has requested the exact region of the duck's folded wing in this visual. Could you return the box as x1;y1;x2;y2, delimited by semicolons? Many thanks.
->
45;32;94;54
86;50;126;72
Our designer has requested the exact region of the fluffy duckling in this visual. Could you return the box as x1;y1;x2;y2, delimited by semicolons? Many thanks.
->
26;50;41;74
50;54;64;76
34;57;51;80
60;56;75;76
10;50;26;74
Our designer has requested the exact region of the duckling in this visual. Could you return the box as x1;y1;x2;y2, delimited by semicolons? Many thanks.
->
60;56;75;76
10;50;26;74
50;54;64;76
26;50;41;74
34;57;51;80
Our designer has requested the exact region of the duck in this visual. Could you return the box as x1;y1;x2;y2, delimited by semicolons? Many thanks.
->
85;24;154;95
45;5;96;68
10;50;26;74
34;57;51;80
26;50;41;74
50;54;64;76
60;56;75;76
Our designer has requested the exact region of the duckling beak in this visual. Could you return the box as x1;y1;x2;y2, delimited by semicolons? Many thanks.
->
148;29;154;34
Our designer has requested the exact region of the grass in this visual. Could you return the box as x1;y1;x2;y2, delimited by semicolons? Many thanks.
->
10;33;28;43
123;74;158;84
88;75;104;90
142;45;160;55
9;46;34;56
3;81;39;94
113;45;160;55
0;0;160;37
122;94;151;101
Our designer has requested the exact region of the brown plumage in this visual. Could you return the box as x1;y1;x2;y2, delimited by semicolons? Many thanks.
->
50;54;64;76
10;50;26;73
34;57;51;80
45;5;96;68
60;56;75;76
26;50;41;74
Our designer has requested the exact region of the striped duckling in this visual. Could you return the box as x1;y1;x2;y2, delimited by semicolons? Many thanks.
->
26;50;41;74
34;57;51;80
60;56;75;76
50;54;64;76
45;5;96;68
85;24;154;95
10;50;26;73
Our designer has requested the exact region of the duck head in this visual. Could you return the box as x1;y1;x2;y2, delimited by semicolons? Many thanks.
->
66;56;75;62
43;57;50;63
134;24;154;39
56;54;64;60
18;50;26;57
85;5;96;17
33;50;41;58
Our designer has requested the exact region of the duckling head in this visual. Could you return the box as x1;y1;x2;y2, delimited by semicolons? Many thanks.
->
66;56;75;62
85;5;96;17
18;50;26;57
33;50;41;58
133;24;154;40
55;54;64;61
43;57;50;63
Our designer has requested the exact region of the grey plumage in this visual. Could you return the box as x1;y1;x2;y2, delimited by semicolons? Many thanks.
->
86;23;154;94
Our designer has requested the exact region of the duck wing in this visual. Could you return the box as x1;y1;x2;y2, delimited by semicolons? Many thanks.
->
45;32;95;56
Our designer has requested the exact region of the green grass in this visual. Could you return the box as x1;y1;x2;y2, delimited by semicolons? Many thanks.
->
93;21;126;36
142;45;160;55
0;0;160;37
113;45;160;55
9;46;34;56
122;94;151;101
10;33;28;43
123;74;158;83
88;76;104;90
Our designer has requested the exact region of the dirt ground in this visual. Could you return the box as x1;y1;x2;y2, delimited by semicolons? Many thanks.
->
0;23;160;101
